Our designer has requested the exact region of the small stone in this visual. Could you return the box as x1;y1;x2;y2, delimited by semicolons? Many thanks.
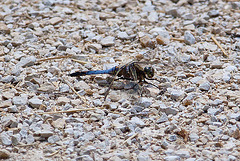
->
8;106;19;113
130;117;145;127
16;56;36;67
49;17;63;25
57;97;70;105
137;97;153;108
148;11;158;22
175;150;190;158
189;133;199;142
0;22;10;34
100;36;115;47
93;99;102;107
170;89;185;101
166;8;180;18
26;134;35;144
156;113;168;123
59;84;70;92
74;81;90;91
184;31;195;45
210;61;223;69
2;92;15;99
57;45;68;51
12;96;28;106
165;107;178;115
48;135;60;143
156;34;170;45
11;134;21;145
38;130;54;138
51;118;66;129
48;66;61;75
0;149;10;159
117;32;129;40
1;76;16;83
28;98;43;108
137;152;150;161
208;10;220;17
87;43;102;52
199;82;210;91
164;156;181;161
140;35;155;48
0;100;12;108
0;132;12;146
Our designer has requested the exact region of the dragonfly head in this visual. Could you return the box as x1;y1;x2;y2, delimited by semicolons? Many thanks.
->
144;67;154;78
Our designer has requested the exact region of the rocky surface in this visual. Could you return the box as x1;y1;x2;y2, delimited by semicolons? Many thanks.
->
0;0;240;160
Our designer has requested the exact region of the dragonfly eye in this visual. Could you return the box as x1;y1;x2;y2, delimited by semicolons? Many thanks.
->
144;67;154;78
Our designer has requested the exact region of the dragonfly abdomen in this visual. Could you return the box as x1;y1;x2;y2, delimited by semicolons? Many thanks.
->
70;66;117;77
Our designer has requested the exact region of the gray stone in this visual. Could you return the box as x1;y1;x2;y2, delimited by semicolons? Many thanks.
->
175;150;190;158
130;117;145;127
137;152;150;161
26;134;35;144
148;11;158;22
12;134;21;145
12;96;28;106
166;8;180;17
156;113;168;123
48;135;60;143
184;31;195;45
16;56;36;67
1;75;16;83
137;97;153;108
228;113;240;121
170;89;185;100
37;130;54;138
199;82;210;91
117;32;129;40
100;36;115;47
208;10;220;17
28;98;43;108
0;132;12;146
164;156;181;161
189;133;199;142
59;84;70;92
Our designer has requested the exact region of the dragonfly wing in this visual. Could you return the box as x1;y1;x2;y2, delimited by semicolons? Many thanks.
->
129;63;142;95
104;61;134;101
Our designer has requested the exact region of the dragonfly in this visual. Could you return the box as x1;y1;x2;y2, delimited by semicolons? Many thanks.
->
70;61;162;100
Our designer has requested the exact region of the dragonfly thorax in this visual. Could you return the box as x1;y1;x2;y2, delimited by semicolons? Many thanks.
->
144;67;154;78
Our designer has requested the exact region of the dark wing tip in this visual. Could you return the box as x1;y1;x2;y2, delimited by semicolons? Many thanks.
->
69;72;85;77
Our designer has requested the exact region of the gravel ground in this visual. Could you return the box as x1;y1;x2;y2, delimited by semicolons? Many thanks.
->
0;0;240;160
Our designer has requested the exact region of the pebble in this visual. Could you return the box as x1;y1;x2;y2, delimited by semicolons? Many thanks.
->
48;135;60;143
140;35;155;48
12;96;28;106
28;98;43;108
16;56;36;67
49;17;63;25
170;89;185;101
56;97;70;105
0;132;12;146
100;36;115;47
184;31;195;45
129;117;145;127
117;32;129;40
156;113;168;123
189;133;199;142
208;10;220;17
0;149;10;159
199;82;210;91
164;156;181;161
0;22;10;34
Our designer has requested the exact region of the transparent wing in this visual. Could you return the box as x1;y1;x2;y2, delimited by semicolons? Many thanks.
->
104;61;135;101
129;63;142;95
